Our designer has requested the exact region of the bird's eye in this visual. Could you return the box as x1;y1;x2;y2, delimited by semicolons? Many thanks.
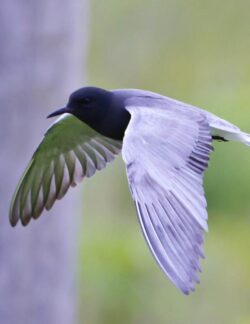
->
82;97;92;104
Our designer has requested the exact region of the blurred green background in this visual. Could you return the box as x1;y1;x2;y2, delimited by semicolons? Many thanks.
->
78;1;250;323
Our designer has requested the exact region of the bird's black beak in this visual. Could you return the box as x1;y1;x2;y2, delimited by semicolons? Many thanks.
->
47;107;67;118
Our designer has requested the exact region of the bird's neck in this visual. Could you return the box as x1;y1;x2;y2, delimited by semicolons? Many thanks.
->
99;107;131;140
76;98;131;141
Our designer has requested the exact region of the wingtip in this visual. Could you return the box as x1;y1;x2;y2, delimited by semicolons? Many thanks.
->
9;217;18;227
180;281;197;295
20;217;31;226
9;207;19;227
9;204;32;227
9;212;31;227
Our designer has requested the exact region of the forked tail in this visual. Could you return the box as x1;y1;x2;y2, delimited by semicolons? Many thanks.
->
209;114;250;146
211;128;250;146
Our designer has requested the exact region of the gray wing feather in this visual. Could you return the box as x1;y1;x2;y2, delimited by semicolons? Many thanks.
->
122;105;213;294
10;114;122;226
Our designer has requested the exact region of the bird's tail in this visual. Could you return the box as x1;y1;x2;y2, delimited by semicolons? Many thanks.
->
233;132;250;146
211;126;250;146
209;115;250;146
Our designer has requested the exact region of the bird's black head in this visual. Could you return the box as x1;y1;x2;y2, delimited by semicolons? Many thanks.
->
68;86;114;116
48;86;130;140
48;87;113;119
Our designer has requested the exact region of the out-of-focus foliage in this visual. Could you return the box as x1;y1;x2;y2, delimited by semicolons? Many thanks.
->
78;1;250;323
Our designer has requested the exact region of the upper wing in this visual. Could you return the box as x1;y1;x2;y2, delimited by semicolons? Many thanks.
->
122;105;213;294
10;114;122;226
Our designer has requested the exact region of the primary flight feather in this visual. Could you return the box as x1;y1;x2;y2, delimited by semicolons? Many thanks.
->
9;86;250;294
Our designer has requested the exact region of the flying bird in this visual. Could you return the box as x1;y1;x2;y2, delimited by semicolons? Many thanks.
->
9;86;250;294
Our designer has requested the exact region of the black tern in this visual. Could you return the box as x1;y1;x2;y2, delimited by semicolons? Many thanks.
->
9;86;250;294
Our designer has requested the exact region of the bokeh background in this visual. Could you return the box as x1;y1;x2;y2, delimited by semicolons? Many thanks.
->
1;1;250;324
78;1;250;323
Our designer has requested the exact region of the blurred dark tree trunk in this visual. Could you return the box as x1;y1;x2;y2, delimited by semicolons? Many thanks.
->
0;1;88;323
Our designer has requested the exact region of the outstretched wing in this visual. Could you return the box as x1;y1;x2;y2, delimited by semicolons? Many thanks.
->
122;105;213;294
10;114;122;226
